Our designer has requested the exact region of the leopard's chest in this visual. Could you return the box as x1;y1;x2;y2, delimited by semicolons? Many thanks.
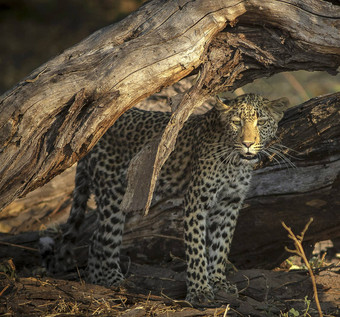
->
220;171;251;194
206;165;253;207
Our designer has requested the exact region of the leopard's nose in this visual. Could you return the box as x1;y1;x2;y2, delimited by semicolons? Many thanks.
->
242;141;254;148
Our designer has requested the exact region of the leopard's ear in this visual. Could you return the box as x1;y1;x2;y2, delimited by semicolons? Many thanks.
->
215;95;232;112
267;97;290;121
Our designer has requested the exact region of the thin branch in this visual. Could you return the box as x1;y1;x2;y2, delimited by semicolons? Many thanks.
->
0;240;38;252
281;218;323;317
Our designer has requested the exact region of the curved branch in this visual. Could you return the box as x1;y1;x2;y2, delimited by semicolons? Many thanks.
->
0;0;339;210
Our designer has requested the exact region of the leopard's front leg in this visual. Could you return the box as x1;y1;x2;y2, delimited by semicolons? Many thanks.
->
184;177;215;306
207;196;243;299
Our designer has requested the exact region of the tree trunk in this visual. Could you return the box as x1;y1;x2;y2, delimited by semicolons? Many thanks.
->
1;93;339;269
0;0;340;211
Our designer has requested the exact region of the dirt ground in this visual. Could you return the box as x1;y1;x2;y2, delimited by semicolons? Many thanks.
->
0;251;339;316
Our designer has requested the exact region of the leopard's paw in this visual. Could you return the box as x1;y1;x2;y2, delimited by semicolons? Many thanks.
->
213;281;238;301
186;288;216;308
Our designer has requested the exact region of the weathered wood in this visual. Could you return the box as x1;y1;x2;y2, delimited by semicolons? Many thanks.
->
1;93;339;270
0;79;204;233
0;0;339;211
0;168;74;233
121;66;210;216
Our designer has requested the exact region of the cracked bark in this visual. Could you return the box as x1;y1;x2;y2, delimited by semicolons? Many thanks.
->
1;92;339;269
0;0;339;211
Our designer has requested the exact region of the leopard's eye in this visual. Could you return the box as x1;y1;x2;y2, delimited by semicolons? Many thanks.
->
257;118;267;126
232;118;241;126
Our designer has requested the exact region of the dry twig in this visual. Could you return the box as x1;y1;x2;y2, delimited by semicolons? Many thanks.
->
281;218;323;317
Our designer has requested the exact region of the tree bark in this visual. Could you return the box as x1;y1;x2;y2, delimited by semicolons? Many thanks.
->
1;93;339;269
0;0;339;211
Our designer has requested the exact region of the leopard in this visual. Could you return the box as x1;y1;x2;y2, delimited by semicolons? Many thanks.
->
48;93;290;306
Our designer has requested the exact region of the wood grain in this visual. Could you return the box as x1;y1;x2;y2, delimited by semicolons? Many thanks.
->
0;0;339;211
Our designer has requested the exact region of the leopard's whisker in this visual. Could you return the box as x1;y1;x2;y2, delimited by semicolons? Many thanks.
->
202;152;229;162
266;147;296;169
254;144;264;150
212;148;235;159
216;150;237;171
232;152;239;165
268;147;297;168
199;147;234;161
273;139;302;155
261;149;283;167
270;145;303;160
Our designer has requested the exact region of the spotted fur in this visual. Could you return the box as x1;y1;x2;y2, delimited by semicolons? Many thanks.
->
51;93;289;306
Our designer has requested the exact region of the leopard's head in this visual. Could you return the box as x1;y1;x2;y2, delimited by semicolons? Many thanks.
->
216;93;290;164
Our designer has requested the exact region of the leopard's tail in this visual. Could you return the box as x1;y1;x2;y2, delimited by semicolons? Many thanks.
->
40;159;91;272
56;159;91;269
65;158;91;237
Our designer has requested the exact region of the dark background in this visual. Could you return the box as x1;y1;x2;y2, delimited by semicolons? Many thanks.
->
0;0;339;104
0;0;144;93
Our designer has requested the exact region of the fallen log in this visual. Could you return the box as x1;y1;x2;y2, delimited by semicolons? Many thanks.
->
2;262;338;316
1;93;339;269
113;92;340;268
0;0;339;211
